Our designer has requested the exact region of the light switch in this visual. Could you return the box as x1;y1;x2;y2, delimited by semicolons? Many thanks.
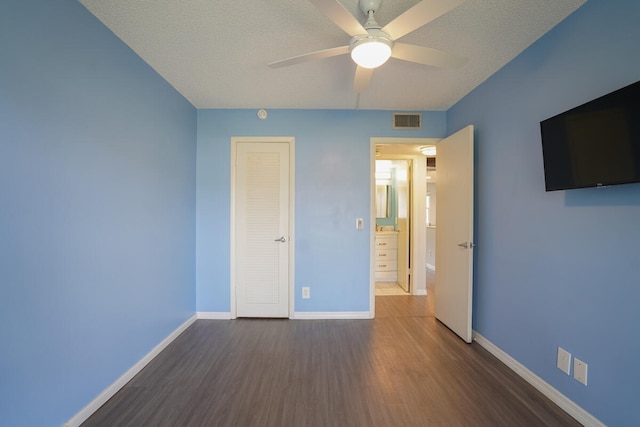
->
356;218;364;230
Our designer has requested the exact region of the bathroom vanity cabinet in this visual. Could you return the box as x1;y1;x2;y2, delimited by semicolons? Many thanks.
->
375;232;398;282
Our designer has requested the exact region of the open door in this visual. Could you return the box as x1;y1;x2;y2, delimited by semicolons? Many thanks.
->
396;218;409;292
396;161;410;293
435;126;474;343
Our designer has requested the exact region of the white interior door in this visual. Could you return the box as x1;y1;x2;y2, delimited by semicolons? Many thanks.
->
234;141;290;318
396;218;409;292
435;125;474;342
396;160;410;292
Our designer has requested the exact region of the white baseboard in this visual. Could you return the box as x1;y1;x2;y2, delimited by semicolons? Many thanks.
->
413;289;427;296
426;264;435;271
198;311;371;320
293;311;371;320
197;311;232;319
63;314;197;427
472;332;605;427
197;311;371;320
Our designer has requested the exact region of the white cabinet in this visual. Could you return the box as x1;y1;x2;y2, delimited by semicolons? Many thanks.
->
375;232;398;282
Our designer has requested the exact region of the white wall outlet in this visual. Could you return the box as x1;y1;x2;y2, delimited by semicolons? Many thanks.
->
356;218;364;230
557;347;571;375
302;287;310;299
573;358;588;385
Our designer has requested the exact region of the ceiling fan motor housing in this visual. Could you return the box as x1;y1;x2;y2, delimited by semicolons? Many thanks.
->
350;29;393;52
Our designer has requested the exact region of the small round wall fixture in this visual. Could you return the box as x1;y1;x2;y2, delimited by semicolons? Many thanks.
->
257;109;268;120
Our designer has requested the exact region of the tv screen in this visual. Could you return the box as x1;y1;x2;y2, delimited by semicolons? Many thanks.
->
540;80;640;191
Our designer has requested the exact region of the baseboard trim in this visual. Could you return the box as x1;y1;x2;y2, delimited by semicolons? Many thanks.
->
197;311;371;320
293;311;371;320
197;311;232;319
63;314;197;427
413;289;427;296
472;332;605;427
426;264;435;271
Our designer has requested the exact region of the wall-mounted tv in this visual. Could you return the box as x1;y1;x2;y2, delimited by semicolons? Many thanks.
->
540;80;640;191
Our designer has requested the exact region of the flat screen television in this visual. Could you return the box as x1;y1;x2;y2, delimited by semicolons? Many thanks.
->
540;80;640;191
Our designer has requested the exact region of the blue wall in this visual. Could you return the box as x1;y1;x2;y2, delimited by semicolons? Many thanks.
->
196;109;446;313
0;1;197;425
448;0;640;425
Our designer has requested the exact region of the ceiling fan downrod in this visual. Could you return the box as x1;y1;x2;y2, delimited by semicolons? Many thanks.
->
364;10;381;29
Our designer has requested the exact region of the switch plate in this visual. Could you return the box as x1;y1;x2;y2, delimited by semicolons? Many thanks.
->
573;358;588;385
557;347;571;375
356;218;364;230
302;287;310;299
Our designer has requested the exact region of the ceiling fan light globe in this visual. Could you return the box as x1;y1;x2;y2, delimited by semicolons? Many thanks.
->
350;37;392;69
420;146;437;156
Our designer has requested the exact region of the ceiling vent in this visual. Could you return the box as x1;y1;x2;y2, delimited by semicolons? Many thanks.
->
392;112;421;130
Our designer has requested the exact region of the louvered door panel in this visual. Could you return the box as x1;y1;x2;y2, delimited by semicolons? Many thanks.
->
244;152;280;303
236;142;289;317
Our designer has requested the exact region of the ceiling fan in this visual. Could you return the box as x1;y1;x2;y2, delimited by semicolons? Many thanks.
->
268;0;467;93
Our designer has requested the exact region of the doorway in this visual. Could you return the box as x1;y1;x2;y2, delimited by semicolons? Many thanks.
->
230;137;295;318
369;138;437;315
374;159;411;295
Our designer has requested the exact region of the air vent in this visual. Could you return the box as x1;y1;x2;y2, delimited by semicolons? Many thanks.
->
392;112;421;129
426;157;436;169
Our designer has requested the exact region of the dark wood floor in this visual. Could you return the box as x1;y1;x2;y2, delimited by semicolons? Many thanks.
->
83;296;580;427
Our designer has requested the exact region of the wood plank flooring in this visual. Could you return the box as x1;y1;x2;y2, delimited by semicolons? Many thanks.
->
82;297;580;427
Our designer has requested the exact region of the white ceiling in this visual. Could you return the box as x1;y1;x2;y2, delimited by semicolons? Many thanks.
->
79;0;586;110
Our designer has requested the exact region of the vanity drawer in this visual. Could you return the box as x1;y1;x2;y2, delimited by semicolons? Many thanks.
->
375;260;397;271
375;237;397;249
375;249;397;261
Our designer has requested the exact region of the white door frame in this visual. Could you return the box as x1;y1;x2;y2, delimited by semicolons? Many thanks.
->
370;137;439;317
230;136;295;319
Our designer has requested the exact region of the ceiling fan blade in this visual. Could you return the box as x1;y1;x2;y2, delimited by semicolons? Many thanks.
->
353;66;373;93
391;43;467;68
382;0;464;41
310;0;366;37
268;45;350;68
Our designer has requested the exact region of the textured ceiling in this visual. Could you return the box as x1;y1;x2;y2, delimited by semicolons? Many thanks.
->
79;0;586;110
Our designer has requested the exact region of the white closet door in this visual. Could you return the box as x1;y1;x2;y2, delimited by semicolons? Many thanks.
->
235;142;290;318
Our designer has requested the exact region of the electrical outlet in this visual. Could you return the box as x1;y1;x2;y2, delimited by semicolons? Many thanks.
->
557;347;571;375
302;287;310;299
573;358;588;385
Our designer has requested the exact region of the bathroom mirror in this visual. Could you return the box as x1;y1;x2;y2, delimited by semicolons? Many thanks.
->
376;185;391;218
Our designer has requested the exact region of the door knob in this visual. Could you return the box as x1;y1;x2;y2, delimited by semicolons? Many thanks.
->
274;236;287;242
457;242;469;249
